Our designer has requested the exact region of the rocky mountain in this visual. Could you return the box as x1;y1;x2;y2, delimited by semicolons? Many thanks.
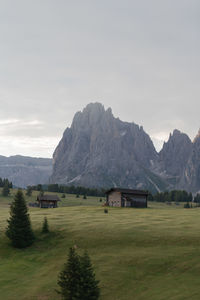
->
179;131;200;192
0;155;52;188
151;130;193;188
50;103;165;192
50;102;200;193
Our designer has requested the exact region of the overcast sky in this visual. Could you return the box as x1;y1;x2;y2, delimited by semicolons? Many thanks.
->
0;0;199;158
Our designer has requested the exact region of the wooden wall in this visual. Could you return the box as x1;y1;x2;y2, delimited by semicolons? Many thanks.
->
108;191;121;207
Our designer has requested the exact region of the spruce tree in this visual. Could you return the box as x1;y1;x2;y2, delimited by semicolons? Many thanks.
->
26;186;32;196
80;251;100;300
6;190;35;248
2;182;10;197
57;248;100;300
57;247;82;300
42;216;49;233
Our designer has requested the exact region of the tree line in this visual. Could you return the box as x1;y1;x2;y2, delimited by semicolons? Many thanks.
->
30;184;106;197
149;190;193;202
0;178;13;197
0;178;12;188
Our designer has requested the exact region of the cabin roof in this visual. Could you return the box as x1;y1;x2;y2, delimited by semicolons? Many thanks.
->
105;188;148;196
37;194;61;201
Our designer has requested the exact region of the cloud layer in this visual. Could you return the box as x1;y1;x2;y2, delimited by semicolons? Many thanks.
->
0;0;199;157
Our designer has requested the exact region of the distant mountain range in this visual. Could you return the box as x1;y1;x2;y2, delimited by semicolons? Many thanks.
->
2;103;200;193
0;155;52;188
50;102;200;194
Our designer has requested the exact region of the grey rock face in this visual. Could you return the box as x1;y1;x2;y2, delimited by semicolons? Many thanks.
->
50;103;162;191
0;155;52;188
50;102;200;193
179;130;200;192
152;130;193;188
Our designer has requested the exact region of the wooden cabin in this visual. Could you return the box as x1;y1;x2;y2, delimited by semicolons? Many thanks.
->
105;188;148;208
37;194;60;208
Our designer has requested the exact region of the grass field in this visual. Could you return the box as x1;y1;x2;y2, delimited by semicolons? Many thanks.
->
1;189;200;299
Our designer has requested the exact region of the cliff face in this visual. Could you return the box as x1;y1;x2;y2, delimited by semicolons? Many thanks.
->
0;155;52;188
159;130;192;177
152;130;193;188
50;102;200;193
50;103;163;191
179;131;200;192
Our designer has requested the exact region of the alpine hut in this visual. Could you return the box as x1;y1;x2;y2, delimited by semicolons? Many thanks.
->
37;194;60;208
105;188;148;208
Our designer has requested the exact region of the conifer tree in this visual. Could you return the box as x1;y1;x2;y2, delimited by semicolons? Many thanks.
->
80;251;100;300
57;248;100;300
6;190;35;248
26;186;32;196
2;182;10;197
42;216;49;233
57;247;82;300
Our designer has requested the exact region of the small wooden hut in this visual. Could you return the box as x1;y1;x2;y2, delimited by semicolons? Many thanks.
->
37;194;60;208
105;188;148;208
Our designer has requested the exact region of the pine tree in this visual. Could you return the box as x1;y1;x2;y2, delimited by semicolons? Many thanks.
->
26;186;32;196
57;247;82;300
80;251;100;300
57;248;100;300
2;182;10;197
6;190;35;248
42;216;49;233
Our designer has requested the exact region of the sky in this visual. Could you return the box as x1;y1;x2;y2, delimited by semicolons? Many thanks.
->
0;0;199;158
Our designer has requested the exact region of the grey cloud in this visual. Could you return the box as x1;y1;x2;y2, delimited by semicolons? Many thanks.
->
0;0;199;156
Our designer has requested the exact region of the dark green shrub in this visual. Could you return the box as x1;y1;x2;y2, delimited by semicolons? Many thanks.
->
184;202;190;208
42;216;49;233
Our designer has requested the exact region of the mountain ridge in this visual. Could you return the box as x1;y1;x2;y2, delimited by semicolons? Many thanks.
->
0;155;52;188
1;103;199;192
50;103;200;193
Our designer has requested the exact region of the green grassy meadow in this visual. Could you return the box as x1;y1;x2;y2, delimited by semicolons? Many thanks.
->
1;189;200;299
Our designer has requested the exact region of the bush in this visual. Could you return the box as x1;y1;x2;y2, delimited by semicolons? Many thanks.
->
42;216;49;233
184;202;190;208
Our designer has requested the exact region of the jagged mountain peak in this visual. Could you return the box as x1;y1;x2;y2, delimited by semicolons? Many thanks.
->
83;102;107;113
155;129;192;181
180;129;200;192
71;102;113;130
168;129;191;141
193;128;200;143
50;103;200;193
50;103;158;190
